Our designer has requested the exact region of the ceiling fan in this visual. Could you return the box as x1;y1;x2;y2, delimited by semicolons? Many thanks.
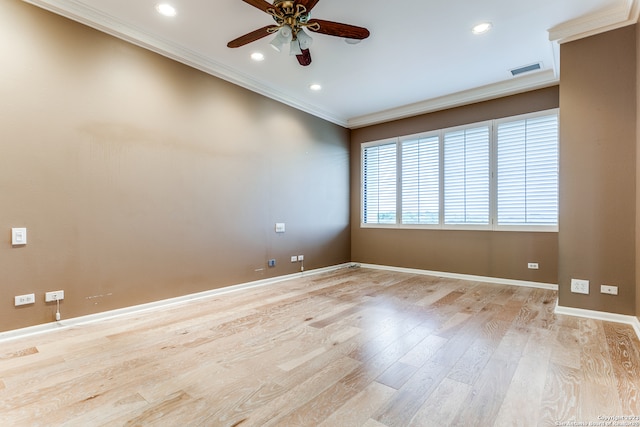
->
227;0;370;66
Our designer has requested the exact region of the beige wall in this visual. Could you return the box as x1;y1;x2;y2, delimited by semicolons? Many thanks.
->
350;88;560;283
637;22;640;322
0;1;350;332
559;25;636;315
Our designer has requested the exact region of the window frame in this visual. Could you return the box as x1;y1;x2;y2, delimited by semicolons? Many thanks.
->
360;109;559;232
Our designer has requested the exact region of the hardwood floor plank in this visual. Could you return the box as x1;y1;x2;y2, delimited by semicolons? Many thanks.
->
537;363;581;427
450;355;520;426
493;329;554;426
239;356;361;426
398;334;448;368
375;361;419;390
318;381;396;427
0;267;636;425
602;321;640;414
408;378;472;427
373;360;451;427
550;324;581;370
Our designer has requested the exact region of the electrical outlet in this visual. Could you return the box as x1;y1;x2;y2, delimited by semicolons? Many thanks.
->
45;290;64;302
601;285;618;295
14;293;35;306
528;263;539;270
268;259;276;268
298;255;304;261
291;255;298;262
570;278;589;295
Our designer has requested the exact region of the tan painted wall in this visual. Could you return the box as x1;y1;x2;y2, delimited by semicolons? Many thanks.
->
559;25;636;315
351;88;560;283
636;22;640;322
0;1;350;332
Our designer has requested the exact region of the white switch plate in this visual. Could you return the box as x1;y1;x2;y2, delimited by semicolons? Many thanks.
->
570;278;590;295
291;255;298;262
15;293;35;306
275;223;285;233
298;255;304;261
601;285;618;295
528;263;539;270
12;228;27;245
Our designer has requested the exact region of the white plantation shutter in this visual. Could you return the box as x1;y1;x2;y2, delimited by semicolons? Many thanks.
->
362;142;397;224
401;136;439;224
444;126;490;225
497;114;558;226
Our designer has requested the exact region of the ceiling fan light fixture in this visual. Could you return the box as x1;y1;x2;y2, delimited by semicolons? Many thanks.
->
297;29;313;50
269;26;293;52
155;3;177;17
290;40;303;56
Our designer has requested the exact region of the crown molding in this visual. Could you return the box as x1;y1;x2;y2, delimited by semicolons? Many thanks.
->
22;0;348;127
347;70;559;129
22;0;638;130
549;0;640;43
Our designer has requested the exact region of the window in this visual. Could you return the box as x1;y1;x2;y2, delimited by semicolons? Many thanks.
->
362;141;397;224
361;110;558;231
496;114;559;227
401;135;439;225
444;126;490;226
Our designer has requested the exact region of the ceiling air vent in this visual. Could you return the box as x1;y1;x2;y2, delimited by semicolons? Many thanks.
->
510;62;542;76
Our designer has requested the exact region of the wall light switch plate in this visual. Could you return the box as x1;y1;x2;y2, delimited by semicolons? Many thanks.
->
528;263;539;270
12;228;27;245
275;223;285;233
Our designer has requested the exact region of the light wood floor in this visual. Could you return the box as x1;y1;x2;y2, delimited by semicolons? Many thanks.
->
1;267;639;426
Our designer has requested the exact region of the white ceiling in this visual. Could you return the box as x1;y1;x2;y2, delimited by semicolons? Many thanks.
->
24;0;640;128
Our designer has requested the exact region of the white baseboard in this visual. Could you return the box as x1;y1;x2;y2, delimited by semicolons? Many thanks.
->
0;263;350;344
358;263;559;291
358;263;640;341
555;304;640;341
5;262;637;344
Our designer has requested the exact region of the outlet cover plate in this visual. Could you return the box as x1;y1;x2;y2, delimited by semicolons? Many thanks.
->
45;290;65;302
601;285;618;295
571;278;589;295
15;293;35;306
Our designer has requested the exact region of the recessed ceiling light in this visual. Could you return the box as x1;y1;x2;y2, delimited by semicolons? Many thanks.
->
472;22;492;35
251;52;265;61
309;84;322;91
156;3;177;17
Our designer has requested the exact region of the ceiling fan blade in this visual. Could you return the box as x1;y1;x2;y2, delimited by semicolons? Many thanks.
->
297;0;320;12
227;25;278;48
296;48;312;66
241;0;274;13
307;19;370;40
